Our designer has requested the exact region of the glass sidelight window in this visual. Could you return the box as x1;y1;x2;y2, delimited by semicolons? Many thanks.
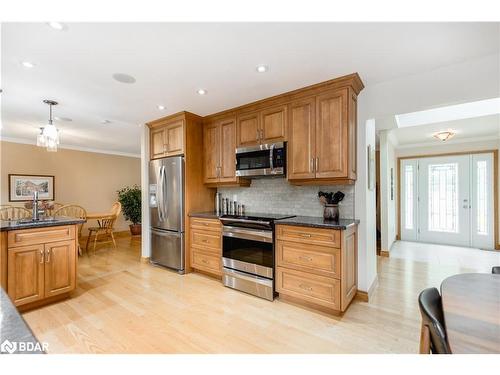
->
404;165;414;230
476;160;488;235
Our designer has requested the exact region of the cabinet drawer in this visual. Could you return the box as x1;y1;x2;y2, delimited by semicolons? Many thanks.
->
276;267;340;310
8;225;75;248
276;240;340;278
191;230;221;253
276;225;340;248
190;217;221;231
191;251;221;275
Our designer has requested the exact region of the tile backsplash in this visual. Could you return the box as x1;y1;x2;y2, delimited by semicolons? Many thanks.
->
217;178;355;218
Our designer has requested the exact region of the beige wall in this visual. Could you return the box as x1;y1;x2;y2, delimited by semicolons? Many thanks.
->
1;141;141;233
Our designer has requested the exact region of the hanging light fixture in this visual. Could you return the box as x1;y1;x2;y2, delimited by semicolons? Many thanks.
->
37;100;60;152
432;129;455;142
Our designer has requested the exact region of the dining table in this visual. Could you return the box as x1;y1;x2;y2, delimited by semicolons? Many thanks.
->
441;273;500;354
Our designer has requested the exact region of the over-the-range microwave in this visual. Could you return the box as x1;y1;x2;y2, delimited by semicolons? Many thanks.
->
235;142;286;178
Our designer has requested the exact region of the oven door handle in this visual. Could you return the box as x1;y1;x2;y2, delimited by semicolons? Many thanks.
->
222;226;273;243
220;218;272;226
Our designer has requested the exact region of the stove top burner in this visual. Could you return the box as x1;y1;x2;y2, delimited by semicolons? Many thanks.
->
220;213;295;222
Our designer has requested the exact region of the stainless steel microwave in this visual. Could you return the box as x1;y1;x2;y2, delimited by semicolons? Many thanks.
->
235;142;286;178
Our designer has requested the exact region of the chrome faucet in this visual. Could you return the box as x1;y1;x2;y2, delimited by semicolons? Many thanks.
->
32;191;40;221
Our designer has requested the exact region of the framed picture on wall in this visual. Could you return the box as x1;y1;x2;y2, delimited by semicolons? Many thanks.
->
9;174;55;202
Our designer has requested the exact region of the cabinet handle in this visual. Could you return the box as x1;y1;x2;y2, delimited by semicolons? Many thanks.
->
315;157;319;172
260;129;264;140
40;249;44;264
201;239;209;243
256;129;260;140
202;259;209;264
299;255;312;262
163;144;167;152
45;249;51;263
299;283;312;291
310;158;315;172
300;233;312;238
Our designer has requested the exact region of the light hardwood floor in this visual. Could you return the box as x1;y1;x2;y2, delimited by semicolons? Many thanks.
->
21;236;488;354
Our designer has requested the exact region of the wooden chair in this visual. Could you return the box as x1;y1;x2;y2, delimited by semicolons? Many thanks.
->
0;206;31;220
86;202;122;254
47;202;65;217
418;287;452;354
53;205;87;255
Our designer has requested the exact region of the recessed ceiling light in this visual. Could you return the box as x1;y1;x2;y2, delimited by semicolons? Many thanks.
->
112;73;136;84
101;120;112;124
197;89;207;95
54;116;72;122
21;61;35;68
47;22;65;31
256;64;268;73
157;105;166;110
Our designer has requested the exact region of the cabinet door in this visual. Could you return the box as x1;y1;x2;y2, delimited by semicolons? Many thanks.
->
203;122;220;184
7;244;45;306
165;120;185;156
44;240;76;298
287;98;316;180
219;118;237;183
260;105;287;143
150;127;166;159
237;112;260;147
315;90;348;179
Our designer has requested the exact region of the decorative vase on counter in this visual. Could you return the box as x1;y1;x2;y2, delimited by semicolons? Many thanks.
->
323;204;339;221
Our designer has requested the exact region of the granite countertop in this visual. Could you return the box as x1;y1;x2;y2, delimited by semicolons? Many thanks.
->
188;212;224;219
275;216;359;229
0;216;86;232
0;288;44;354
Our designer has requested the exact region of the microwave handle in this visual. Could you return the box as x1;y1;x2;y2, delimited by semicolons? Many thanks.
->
269;143;275;171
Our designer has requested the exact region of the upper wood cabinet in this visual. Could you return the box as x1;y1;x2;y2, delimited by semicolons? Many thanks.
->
203;117;248;186
148;117;185;159
288;88;358;184
236;106;287;147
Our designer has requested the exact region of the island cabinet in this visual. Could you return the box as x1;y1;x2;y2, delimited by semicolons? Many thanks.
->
287;87;358;184
275;224;357;314
203;117;250;187
1;225;78;310
189;217;222;277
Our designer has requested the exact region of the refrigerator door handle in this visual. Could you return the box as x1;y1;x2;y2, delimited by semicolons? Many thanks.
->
162;164;168;219
157;165;164;222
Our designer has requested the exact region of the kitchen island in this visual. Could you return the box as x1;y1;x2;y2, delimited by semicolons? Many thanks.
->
0;217;84;311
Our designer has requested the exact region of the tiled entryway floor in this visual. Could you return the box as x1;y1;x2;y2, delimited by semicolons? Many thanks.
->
390;240;500;272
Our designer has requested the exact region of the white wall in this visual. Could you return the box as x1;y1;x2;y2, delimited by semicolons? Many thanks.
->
379;130;398;252
141;125;151;258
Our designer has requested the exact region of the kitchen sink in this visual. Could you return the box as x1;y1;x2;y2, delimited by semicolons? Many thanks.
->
16;217;58;224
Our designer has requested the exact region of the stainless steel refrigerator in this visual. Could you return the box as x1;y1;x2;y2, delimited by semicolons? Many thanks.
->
149;156;185;273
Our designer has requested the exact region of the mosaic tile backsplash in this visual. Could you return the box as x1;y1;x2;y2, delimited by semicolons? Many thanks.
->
217;178;355;218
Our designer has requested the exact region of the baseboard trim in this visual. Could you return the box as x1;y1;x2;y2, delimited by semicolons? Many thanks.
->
379;250;390;257
355;275;379;303
140;256;150;264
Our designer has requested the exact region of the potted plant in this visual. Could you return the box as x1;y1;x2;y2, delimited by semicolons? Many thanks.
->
117;185;142;235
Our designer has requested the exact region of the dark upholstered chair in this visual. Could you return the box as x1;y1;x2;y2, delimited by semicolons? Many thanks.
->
492;267;500;274
418;287;452;354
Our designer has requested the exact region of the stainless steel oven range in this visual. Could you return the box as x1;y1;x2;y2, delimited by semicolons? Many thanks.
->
220;213;295;301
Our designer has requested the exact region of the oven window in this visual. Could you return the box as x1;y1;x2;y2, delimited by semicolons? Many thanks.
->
236;150;271;170
223;236;273;268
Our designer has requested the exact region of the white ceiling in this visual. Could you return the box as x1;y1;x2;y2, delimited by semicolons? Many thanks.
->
2;22;499;155
390;114;500;147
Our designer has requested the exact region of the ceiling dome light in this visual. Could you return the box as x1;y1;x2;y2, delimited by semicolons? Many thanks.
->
101;120;112;124
37;100;61;152
433;130;456;142
256;64;268;73
157;105;166;110
197;88;207;95
112;73;136;84
21;61;35;68
47;22;65;30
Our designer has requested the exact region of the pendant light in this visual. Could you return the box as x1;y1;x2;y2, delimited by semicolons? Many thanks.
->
37;100;60;152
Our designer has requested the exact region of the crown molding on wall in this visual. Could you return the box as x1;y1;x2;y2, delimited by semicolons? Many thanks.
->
0;136;140;158
395;135;500;150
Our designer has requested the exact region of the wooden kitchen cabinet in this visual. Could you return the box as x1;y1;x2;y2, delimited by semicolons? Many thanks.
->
203;117;250;186
288;88;357;184
149;117;185;159
5;225;78;309
275;224;357;314
189;217;222;277
236;106;287;147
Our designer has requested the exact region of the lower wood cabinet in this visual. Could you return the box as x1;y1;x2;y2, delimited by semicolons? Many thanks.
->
4;225;78;308
189;217;222;276
275;224;357;313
